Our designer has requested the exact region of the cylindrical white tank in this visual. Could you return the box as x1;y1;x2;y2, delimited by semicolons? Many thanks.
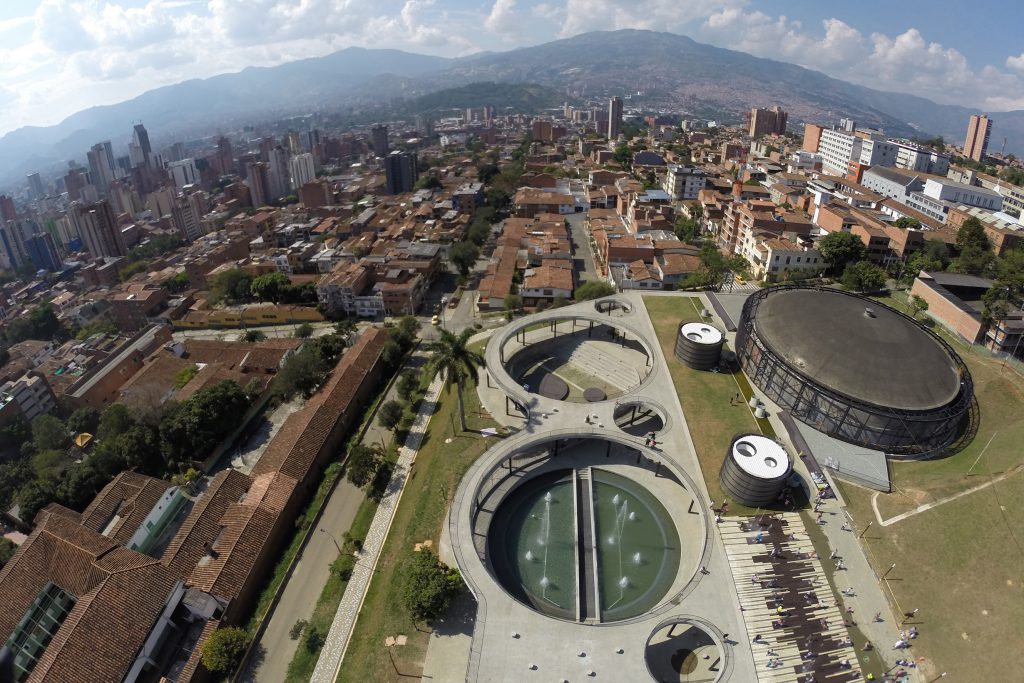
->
719;434;793;506
674;322;725;370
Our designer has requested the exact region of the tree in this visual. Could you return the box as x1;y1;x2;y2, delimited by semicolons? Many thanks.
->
0;417;30;456
17;480;55;522
841;261;887;292
242;329;267;342
449;241;479;276
97;403;134;442
674;215;696;242
334;320;357;346
414;174;442;191
612;144;632;167
683;243;746;290
397;370;420;402
345;444;383;488
201;626;249;675
402;548;462;622
503;294;522;319
573;280;615;301
166;272;190;293
818;231;868;275
427;328;485;432
66;407;100;435
900;240;950;285
908;294;930;319
250;272;291;303
31;414;69;452
56;463;105;511
951;217;995;276
160;380;251;466
211;269;255;304
275;348;329;399
294;322;314;339
394;316;421;350
894;216;922;230
377;400;405;433
306;334;346;365
0;537;15;569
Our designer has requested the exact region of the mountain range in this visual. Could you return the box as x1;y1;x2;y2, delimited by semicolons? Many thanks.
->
2;29;1021;188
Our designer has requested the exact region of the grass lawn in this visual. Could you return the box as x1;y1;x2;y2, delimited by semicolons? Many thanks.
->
825;293;1024;681
642;295;771;516
336;378;499;683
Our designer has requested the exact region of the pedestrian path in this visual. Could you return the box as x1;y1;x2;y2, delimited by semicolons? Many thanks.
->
721;512;862;682
310;371;446;683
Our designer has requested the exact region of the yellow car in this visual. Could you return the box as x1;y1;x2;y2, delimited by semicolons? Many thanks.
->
431;315;441;326
734;275;746;285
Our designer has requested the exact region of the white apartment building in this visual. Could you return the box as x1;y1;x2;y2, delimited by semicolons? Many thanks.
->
906;179;1004;223
892;141;950;176
167;159;199;191
819;128;897;175
743;236;824;282
662;165;707;200
289;153;316;189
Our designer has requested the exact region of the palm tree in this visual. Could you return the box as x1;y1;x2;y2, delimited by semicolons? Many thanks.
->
428;328;485;432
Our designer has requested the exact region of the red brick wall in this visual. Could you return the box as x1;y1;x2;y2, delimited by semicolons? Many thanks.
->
910;279;985;343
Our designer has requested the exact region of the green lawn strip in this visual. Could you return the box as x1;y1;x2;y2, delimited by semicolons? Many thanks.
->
337;380;499;683
797;509;886;679
642;296;764;515
284;496;379;683
836;475;1024;681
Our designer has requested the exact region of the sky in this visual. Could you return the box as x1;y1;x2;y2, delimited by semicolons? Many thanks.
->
1;0;1024;137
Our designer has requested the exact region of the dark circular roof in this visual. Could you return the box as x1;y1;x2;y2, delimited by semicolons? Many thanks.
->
753;289;961;410
537;373;569;400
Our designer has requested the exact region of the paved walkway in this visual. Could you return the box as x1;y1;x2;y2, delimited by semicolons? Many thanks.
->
310;371;446;682
816;489;921;679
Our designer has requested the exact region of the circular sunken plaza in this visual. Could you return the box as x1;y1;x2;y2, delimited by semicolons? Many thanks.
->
735;286;974;455
448;296;749;682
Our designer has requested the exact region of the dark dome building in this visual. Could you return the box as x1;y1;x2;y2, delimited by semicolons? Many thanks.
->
736;286;974;455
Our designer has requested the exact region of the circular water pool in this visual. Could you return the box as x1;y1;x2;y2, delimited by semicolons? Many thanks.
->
487;468;680;623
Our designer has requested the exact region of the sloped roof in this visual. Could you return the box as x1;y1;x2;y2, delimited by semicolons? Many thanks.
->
78;471;173;547
251;326;387;483
0;509;178;683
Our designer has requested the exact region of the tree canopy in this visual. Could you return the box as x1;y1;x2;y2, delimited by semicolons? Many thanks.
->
573;280;615;301
818;231;868;274
841;261;887;292
448;241;479;276
950;217;995;276
201;627;249;675
160;380;251;466
402;548;463;622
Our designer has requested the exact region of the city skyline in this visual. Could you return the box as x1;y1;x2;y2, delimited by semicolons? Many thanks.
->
1;0;1024;137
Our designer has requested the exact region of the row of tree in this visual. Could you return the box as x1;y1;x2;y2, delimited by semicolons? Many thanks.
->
211;269;318;306
0;378;257;523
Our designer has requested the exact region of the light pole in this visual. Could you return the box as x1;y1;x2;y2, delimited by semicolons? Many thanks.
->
319;527;342;555
882;563;896;579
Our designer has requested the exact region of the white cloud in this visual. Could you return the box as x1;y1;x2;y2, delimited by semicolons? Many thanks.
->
560;0;745;38
1;0;1024;138
699;9;1024;112
485;0;518;35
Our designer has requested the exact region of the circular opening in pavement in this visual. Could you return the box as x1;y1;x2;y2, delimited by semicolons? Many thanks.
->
613;401;667;437
645;620;724;683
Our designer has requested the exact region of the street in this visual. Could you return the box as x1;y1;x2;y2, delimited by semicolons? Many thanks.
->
566;211;600;283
